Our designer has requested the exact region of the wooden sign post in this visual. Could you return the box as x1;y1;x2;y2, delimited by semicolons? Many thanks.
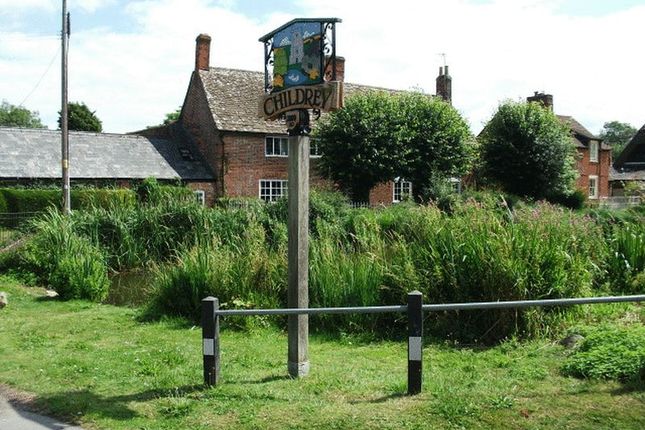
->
260;18;342;378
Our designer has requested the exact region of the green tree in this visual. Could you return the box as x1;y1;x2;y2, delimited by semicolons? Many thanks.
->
480;100;577;200
0;100;46;128
599;121;637;159
315;91;472;201
58;102;102;132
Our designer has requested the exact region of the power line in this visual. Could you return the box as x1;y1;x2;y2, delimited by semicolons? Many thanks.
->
19;46;61;107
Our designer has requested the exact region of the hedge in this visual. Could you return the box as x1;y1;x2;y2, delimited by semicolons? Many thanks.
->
0;188;136;214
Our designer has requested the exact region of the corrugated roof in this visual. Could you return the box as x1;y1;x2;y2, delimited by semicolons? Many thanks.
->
0;127;214;180
199;67;405;134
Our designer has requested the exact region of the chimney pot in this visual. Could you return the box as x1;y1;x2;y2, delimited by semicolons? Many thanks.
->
527;91;553;111
195;33;211;71
436;64;452;104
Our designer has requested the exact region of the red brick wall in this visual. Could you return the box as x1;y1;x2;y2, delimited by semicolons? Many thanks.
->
186;181;217;206
369;182;393;206
181;72;224;197
221;133;327;198
576;144;611;199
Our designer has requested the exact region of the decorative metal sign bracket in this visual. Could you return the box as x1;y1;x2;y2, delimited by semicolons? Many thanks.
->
258;18;343;132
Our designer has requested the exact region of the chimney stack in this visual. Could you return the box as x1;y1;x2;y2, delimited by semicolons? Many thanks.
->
195;34;211;71
324;56;345;82
527;91;553;111
436;65;452;104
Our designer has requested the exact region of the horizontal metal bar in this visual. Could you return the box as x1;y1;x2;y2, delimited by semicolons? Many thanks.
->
214;295;645;317
422;295;645;312
216;305;407;317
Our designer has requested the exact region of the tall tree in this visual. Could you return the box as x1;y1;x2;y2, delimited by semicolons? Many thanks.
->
599;121;637;159
0;100;46;128
480;101;577;200
58;102;102;132
315;91;472;201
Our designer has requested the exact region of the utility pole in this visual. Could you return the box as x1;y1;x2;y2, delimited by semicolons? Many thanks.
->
61;0;70;214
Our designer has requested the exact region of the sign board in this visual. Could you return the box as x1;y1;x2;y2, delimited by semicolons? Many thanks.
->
260;81;343;120
259;18;342;122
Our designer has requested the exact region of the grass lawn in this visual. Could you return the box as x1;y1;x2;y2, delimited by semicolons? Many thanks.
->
0;275;643;429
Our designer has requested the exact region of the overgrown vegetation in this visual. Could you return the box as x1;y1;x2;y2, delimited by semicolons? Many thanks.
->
3;185;643;343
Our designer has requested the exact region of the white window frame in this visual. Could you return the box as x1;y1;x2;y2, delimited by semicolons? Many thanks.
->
448;177;462;194
259;179;288;202
589;140;599;163
393;178;413;203
194;190;205;206
310;139;322;158
588;175;599;199
265;136;289;157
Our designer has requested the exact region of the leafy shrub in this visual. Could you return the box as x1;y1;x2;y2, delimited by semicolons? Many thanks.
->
561;325;645;381
134;178;192;205
547;190;586;210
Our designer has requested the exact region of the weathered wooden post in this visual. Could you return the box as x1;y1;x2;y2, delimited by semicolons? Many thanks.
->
407;291;423;395
287;112;310;376
202;296;220;386
259;18;342;378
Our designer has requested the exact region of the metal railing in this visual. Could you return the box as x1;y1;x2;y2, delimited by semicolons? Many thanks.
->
598;196;642;209
0;212;40;229
0;212;39;245
201;293;645;395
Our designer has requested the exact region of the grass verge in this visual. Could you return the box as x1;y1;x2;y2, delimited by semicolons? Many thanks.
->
0;276;643;430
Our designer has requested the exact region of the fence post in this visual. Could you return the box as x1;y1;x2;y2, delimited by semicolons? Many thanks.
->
202;297;220;386
407;290;423;395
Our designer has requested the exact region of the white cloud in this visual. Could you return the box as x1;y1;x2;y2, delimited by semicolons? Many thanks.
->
1;0;643;135
69;0;116;13
0;0;54;10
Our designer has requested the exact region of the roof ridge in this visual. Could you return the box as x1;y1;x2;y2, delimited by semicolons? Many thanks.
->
0;127;166;141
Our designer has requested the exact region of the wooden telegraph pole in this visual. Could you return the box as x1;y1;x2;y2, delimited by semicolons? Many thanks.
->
259;19;342;378
61;0;70;214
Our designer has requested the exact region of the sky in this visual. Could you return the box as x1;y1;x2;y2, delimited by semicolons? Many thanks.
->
1;0;643;135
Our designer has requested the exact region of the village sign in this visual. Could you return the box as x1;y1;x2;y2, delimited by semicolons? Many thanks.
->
259;18;342;378
259;18;343;128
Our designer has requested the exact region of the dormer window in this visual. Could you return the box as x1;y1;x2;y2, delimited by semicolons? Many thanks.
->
589;141;599;163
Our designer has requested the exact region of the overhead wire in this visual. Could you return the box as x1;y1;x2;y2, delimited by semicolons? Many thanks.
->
19;46;61;107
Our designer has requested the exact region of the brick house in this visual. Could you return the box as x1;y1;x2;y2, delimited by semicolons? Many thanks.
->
610;123;645;196
526;92;611;200
174;34;453;206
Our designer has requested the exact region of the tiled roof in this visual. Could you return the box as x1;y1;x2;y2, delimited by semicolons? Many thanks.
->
557;115;610;150
0;127;214;180
199;67;404;134
610;166;645;181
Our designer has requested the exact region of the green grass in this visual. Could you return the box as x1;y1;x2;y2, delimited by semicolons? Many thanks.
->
1;277;643;430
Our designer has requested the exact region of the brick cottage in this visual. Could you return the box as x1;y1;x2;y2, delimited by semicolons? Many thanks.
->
526;92;611;200
147;34;454;206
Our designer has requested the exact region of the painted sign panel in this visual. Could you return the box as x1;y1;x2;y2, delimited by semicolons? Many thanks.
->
260;81;343;120
271;21;323;92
